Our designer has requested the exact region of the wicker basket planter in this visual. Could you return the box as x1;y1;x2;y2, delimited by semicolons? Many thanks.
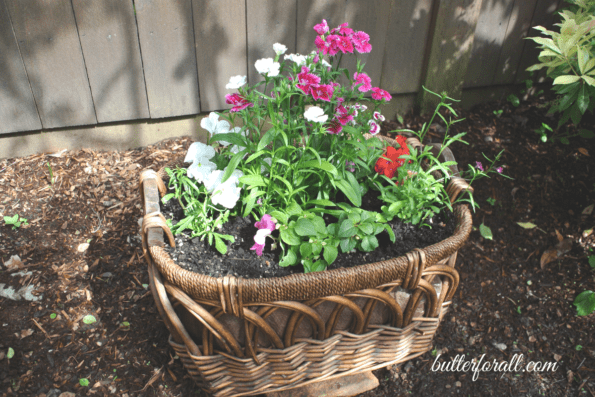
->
139;136;473;397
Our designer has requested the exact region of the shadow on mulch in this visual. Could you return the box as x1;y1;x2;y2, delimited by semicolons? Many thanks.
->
0;92;594;397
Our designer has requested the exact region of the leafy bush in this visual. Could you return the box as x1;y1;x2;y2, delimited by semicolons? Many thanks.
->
526;0;595;127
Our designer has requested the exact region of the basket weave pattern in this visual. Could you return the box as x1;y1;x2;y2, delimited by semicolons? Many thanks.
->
139;137;473;397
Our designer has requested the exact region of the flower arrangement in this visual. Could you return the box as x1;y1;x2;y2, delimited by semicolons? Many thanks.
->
162;20;505;273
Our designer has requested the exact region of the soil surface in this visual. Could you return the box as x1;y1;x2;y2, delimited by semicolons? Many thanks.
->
161;188;455;279
1;88;594;397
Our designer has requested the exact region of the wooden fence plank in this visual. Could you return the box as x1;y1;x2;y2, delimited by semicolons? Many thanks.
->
514;0;561;84
419;0;483;112
5;0;96;129
135;0;200;118
0;0;42;134
246;0;297;86
464;0;515;88
297;0;347;55
492;0;538;85
342;0;392;92
72;0;149;123
193;0;247;112
380;0;433;94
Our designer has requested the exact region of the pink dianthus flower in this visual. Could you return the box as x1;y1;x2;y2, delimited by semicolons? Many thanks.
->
371;87;392;101
353;72;372;92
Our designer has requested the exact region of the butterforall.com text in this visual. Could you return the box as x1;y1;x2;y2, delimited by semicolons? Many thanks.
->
431;354;559;381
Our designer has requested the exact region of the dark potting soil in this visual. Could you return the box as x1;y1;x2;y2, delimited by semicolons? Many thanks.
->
160;189;457;279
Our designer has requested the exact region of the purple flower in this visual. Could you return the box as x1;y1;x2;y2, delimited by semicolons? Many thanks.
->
250;214;276;256
496;167;503;174
475;161;484;171
255;214;276;231
257;198;263;205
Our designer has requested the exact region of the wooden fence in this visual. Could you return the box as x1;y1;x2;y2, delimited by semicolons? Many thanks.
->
0;0;561;136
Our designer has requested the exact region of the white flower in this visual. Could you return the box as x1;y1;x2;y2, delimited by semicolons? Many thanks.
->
273;43;287;55
254;58;280;77
254;228;271;244
211;183;241;209
225;75;247;89
285;53;307;66
373;111;385;122
187;158;217;183
184;142;215;163
321;59;331;68
200;112;231;137
204;169;243;193
304;106;328;123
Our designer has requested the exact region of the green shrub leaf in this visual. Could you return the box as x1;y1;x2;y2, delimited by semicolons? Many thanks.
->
479;223;493;240
573;291;595;316
553;75;581;85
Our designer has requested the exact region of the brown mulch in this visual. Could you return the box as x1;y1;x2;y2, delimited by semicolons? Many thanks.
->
1;91;594;397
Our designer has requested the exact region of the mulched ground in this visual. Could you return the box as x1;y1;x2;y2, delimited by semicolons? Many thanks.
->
1;89;594;397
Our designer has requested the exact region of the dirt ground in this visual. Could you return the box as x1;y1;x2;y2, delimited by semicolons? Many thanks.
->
1;89;594;397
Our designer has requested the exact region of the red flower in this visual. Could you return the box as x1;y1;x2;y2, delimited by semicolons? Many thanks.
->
327;119;343;135
374;136;410;179
311;83;334;102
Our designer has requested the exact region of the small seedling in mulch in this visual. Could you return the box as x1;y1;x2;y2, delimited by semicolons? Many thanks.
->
486;197;496;206
516;306;522;314
574;291;595;316
47;161;54;185
589;255;595;269
507;94;520;107
82;315;97;325
50;313;56;319
479;223;493;240
431;348;437;356
493;109;503;117
3;214;28;230
576;345;583;351
79;378;90;387
121;321;130;329
6;348;14;359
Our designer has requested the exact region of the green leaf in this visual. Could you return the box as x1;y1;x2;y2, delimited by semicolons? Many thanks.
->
121;321;130;327
384;224;396;243
286;202;302;217
507;94;520;107
517;222;537;229
300;243;313;258
577;84;590;114
306;199;335;207
573;291;595;316
579;129;594;138
79;378;90;387
553;75;581;85
345;172;362;207
361;235;378;252
323;245;338;264
214;235;228;254
358;223;374;235
4;214;18;225
589;256;595;268
311;242;323;256
257;128;276;151
583;75;595;87
295;218;317;236
82;315;97;325
280;227;301;245
479;223;493;240
6;347;14;359
270;210;288;224
300;160;338;177
239;175;267;187
221;149;248;183
340;238;357;253
560;137;570;145
338;219;357;238
311;216;327;234
279;249;297;267
310;259;327;272
50;313;57;319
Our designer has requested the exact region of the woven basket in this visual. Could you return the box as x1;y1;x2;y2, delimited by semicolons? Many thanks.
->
139;136;473;397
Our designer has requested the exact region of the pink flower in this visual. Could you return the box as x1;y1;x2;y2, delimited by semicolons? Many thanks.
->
335;104;354;125
225;93;254;112
250;214;277;257
335;35;354;54
315;35;330;54
337;23;354;36
476;162;484;171
373;111;385;122
313;19;329;35
371;87;391;101
255;214;276;232
324;35;341;56
368;120;380;135
327;119;343;135
353;72;372;92
496;167;503;174
311;84;334;102
345;160;355;172
352;31;372;53
296;66;321;95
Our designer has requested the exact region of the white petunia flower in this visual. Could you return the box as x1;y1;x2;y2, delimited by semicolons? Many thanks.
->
254;228;271;244
204;169;243;193
321;59;331;68
285;53;307;66
200;112;231;137
304;106;328;123
211;183;241;209
254;58;280;77
225;75;247;89
187;158;217;183
273;43;287;55
184;141;216;163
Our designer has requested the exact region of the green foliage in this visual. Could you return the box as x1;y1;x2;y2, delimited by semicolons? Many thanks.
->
573;290;595;316
3;214;28;230
526;0;595;128
479;223;493;240
486;197;496;206
79;378;90;387
589;255;595;268
507;94;520;107
82;315;97;325
6;348;14;359
493;109;504;117
163;167;235;254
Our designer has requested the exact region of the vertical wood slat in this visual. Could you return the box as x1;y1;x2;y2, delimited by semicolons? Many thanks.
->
246;0;297;86
5;0;96;129
71;0;150;123
0;0;42;134
464;0;516;88
514;0;562;84
193;0;247;112
380;0;434;94
135;0;200;118
492;0;538;85
419;0;483;113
